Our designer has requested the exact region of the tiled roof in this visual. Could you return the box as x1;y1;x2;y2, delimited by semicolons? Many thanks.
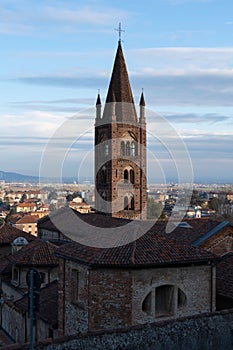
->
39;208;221;267
216;253;233;299
15;215;39;224
192;221;232;246
56;229;216;268
103;41;138;123
0;224;36;245
162;218;222;246
15;280;58;326
16;202;37;207
10;239;59;267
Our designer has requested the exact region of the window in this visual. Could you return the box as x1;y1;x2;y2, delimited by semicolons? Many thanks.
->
126;141;130;156
142;285;187;318
178;288;187;308
12;267;19;284
129;196;135;210
124;197;129;210
101;166;107;184
130;169;135;184
71;269;79;303
40;272;46;284
124;170;129;182
155;285;174;317
131;142;136;156
142;292;152;315
121;141;125;156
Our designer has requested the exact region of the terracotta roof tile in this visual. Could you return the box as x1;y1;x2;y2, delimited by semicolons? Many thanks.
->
56;230;216;268
10;239;59;267
0;224;36;245
15;215;39;224
39;208;219;267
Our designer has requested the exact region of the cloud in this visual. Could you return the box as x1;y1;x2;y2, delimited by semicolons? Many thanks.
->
11;98;95;112
14;66;233;107
151;112;233;124
8;46;232;107
0;1;129;36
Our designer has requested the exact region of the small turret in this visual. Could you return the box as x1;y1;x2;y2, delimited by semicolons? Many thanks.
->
139;91;146;123
96;93;102;120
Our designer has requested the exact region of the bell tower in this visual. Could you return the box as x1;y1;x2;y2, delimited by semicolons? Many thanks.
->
95;40;147;220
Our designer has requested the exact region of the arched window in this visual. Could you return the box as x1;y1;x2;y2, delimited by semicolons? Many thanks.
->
135;142;138;156
129;196;134;210
131;142;136;156
141;285;187;318
178;289;187;308
121;141;125;156
130;169;135;184
155;285;174;316
126;141;130;156
124;169;129;182
142;292;152;315
101;166;107;184
124;196;129;210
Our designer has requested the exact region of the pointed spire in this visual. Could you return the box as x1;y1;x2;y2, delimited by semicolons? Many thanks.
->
96;93;102;121
104;41;137;123
106;41;134;104
139;91;145;106
139;90;146;123
96;93;101;106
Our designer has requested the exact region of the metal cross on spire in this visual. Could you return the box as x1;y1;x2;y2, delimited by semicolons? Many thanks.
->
115;22;125;42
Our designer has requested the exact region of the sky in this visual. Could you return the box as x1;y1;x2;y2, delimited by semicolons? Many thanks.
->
1;0;233;184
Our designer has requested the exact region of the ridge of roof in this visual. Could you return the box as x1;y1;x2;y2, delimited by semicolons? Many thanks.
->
55;230;216;268
192;221;231;247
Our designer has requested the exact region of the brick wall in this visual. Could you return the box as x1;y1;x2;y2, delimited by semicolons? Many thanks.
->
88;268;132;331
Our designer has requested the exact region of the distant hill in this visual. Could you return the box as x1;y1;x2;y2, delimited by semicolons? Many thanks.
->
0;170;39;183
0;170;86;184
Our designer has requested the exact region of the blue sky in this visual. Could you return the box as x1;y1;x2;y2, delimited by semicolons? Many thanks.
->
1;0;233;183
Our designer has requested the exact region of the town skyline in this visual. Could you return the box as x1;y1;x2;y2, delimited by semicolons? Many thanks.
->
1;0;233;183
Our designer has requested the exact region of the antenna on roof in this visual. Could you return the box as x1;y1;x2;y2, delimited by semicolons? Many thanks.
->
115;22;125;42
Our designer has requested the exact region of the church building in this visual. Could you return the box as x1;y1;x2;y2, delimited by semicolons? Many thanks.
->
94;39;147;220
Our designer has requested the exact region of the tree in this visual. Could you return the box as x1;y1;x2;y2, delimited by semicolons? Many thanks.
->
147;198;163;219
209;197;219;211
49;203;56;212
66;194;73;202
20;192;27;203
190;190;203;206
4;209;15;223
48;191;58;201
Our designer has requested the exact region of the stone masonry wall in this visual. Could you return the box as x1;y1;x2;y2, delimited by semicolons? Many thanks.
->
132;265;214;324
22;310;233;350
